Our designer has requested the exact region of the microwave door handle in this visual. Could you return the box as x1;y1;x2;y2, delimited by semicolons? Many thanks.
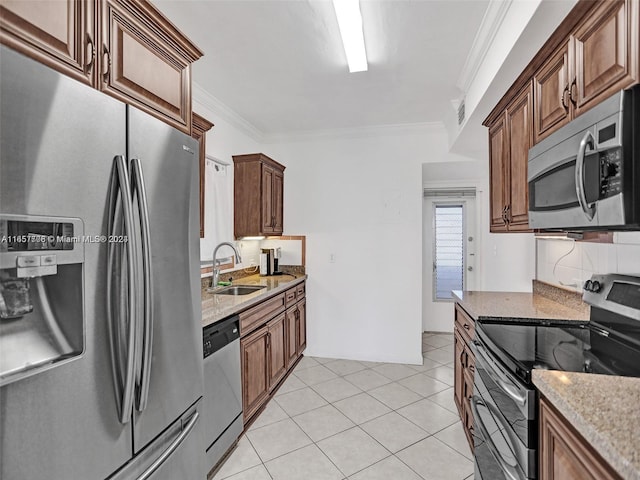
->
575;131;596;221
131;158;153;413
107;155;138;424
470;396;524;480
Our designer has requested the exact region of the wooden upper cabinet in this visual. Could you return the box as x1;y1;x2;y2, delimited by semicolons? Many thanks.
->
191;112;214;238
233;153;286;238
572;0;639;116
533;42;571;143
0;0;97;86
1;0;203;134
101;0;203;134
506;84;533;230
488;116;508;232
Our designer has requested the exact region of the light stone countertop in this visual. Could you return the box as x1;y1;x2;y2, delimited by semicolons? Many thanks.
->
452;290;590;324
201;274;306;328
533;370;640;480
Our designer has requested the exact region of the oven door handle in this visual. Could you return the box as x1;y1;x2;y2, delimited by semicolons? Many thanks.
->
470;396;525;480
475;341;527;407
575;130;596;221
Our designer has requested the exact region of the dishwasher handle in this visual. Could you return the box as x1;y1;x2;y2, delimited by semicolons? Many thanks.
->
203;315;240;359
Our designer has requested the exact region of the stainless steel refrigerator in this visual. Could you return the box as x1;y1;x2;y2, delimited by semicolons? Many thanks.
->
0;46;205;479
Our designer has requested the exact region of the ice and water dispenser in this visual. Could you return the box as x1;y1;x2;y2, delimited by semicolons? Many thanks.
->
0;214;84;385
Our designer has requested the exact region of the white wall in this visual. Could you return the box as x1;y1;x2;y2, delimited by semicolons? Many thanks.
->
193;91;262;262
263;127;439;365
537;234;640;291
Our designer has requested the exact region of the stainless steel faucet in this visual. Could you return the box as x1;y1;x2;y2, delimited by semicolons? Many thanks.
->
211;242;242;288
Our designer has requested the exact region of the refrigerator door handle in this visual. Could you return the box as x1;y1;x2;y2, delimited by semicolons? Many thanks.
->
131;158;154;412
107;155;139;424
136;411;200;480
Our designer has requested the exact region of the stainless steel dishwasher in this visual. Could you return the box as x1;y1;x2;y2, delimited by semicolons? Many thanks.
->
203;314;243;475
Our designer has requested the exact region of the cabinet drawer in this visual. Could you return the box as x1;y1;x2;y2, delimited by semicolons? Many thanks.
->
296;282;305;300
285;287;297;309
455;305;475;343
240;293;285;335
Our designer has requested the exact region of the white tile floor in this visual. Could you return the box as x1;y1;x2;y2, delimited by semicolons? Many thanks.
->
213;333;474;480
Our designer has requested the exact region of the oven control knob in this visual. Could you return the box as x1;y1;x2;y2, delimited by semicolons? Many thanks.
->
584;280;593;291
591;281;602;293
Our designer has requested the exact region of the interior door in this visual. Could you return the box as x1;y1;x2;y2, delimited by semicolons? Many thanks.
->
127;107;204;453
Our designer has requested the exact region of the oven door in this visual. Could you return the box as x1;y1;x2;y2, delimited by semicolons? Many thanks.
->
473;341;537;479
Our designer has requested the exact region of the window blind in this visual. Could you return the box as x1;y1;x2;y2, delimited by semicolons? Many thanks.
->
434;204;464;300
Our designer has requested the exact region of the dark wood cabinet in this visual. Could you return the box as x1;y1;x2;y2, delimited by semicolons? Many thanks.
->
191;112;214;238
1;0;203;134
0;0;97;86
240;280;306;425
539;397;622;480
100;0;201;133
487;84;533;232
486;0;639;232
241;326;270;422
267;313;287;390
453;303;475;452
233;153;285;238
533;42;571;144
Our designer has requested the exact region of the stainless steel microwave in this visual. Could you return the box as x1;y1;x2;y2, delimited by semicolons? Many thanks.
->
528;85;639;231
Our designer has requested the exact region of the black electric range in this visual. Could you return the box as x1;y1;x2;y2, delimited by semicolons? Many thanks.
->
476;273;640;385
471;274;640;480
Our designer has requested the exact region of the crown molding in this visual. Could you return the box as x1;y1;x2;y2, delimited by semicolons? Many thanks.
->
192;82;265;142
456;0;513;93
262;121;445;144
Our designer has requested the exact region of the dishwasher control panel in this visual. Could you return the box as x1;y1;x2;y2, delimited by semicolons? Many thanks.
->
203;315;240;359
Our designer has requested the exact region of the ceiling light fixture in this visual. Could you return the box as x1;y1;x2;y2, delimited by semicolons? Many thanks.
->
332;0;368;73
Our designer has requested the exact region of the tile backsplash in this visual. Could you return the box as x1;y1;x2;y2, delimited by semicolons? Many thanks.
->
536;233;640;292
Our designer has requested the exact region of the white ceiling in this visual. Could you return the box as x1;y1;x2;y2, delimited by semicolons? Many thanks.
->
153;0;490;137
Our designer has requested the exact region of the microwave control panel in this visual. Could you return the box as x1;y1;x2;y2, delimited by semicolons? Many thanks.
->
599;147;622;199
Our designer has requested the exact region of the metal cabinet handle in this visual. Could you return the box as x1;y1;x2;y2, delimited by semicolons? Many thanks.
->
85;33;95;73
107;155;139;424
131;158;154;413
103;44;111;83
575;130;596;221
137;412;199;480
569;78;577;106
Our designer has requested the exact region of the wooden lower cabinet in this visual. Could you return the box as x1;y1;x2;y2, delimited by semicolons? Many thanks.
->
454;303;476;452
540;397;621;480
240;326;270;422
241;281;306;425
267;313;287;390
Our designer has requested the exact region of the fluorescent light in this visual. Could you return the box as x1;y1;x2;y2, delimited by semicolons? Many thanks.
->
241;236;266;241
332;0;368;73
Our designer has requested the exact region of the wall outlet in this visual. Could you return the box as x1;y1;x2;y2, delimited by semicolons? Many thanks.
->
329;253;336;263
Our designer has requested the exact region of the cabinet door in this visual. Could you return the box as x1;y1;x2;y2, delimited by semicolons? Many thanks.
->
241;327;270;422
488;117;508;232
297;299;307;355
262;164;275;234
267;313;287;390
540;398;620;480
453;328;466;417
191;113;214;239
506;84;533;231
572;0;639;117
533;42;571;143
285;307;298;368
0;0;96;86
462;369;475;453
101;0;197;133
272;169;284;235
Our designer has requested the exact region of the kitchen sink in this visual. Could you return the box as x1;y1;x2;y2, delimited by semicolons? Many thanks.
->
208;285;266;296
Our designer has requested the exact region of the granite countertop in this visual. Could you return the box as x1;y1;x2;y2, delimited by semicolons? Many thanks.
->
201;274;306;328
533;370;640;480
452;289;590;324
